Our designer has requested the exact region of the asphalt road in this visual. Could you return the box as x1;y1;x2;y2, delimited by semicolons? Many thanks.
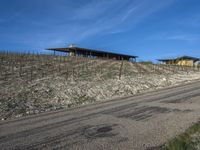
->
1;80;200;150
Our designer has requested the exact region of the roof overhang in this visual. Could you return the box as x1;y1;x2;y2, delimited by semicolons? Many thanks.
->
46;47;138;58
158;56;200;62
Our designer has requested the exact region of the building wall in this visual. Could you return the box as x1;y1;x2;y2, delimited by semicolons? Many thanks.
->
67;50;133;61
163;60;194;66
195;61;200;66
177;60;194;66
69;52;75;56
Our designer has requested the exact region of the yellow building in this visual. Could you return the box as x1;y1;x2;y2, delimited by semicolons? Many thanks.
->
158;56;200;67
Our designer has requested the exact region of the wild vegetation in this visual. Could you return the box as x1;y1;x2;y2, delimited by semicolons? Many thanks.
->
0;51;200;120
163;122;200;150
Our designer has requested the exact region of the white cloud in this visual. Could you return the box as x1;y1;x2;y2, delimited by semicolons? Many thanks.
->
72;0;175;41
0;0;176;48
166;35;200;41
148;33;200;42
122;6;139;21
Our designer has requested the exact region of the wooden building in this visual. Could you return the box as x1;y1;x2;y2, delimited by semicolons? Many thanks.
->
158;56;200;67
47;45;138;62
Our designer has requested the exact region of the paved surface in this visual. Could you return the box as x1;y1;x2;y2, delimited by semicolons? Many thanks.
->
1;81;200;150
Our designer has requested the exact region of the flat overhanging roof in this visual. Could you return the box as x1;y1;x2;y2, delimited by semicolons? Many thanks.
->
176;56;200;61
157;59;175;62
46;47;138;58
158;56;200;62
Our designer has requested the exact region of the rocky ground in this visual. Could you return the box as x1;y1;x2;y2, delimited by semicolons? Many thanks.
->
0;52;200;120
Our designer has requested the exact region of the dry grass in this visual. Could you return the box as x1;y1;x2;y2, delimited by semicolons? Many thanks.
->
0;51;200;120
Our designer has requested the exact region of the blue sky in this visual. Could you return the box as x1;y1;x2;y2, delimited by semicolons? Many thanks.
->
0;0;200;61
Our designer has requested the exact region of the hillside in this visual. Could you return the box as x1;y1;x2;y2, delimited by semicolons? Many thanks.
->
1;52;200;120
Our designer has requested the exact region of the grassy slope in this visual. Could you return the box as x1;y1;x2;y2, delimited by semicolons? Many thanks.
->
164;122;200;150
0;52;200;119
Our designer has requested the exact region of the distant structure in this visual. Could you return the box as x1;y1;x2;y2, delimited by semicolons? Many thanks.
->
158;56;200;67
47;45;138;62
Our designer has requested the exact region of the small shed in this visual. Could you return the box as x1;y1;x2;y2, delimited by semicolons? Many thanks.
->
158;56;200;67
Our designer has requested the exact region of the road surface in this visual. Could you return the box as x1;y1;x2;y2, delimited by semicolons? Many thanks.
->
1;80;200;150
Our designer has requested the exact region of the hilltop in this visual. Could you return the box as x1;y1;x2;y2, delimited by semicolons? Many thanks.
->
0;52;200;119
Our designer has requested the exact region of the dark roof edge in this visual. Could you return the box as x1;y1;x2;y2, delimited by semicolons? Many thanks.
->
158;56;200;62
46;47;138;58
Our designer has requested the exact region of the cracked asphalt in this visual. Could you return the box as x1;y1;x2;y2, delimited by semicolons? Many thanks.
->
1;80;200;150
